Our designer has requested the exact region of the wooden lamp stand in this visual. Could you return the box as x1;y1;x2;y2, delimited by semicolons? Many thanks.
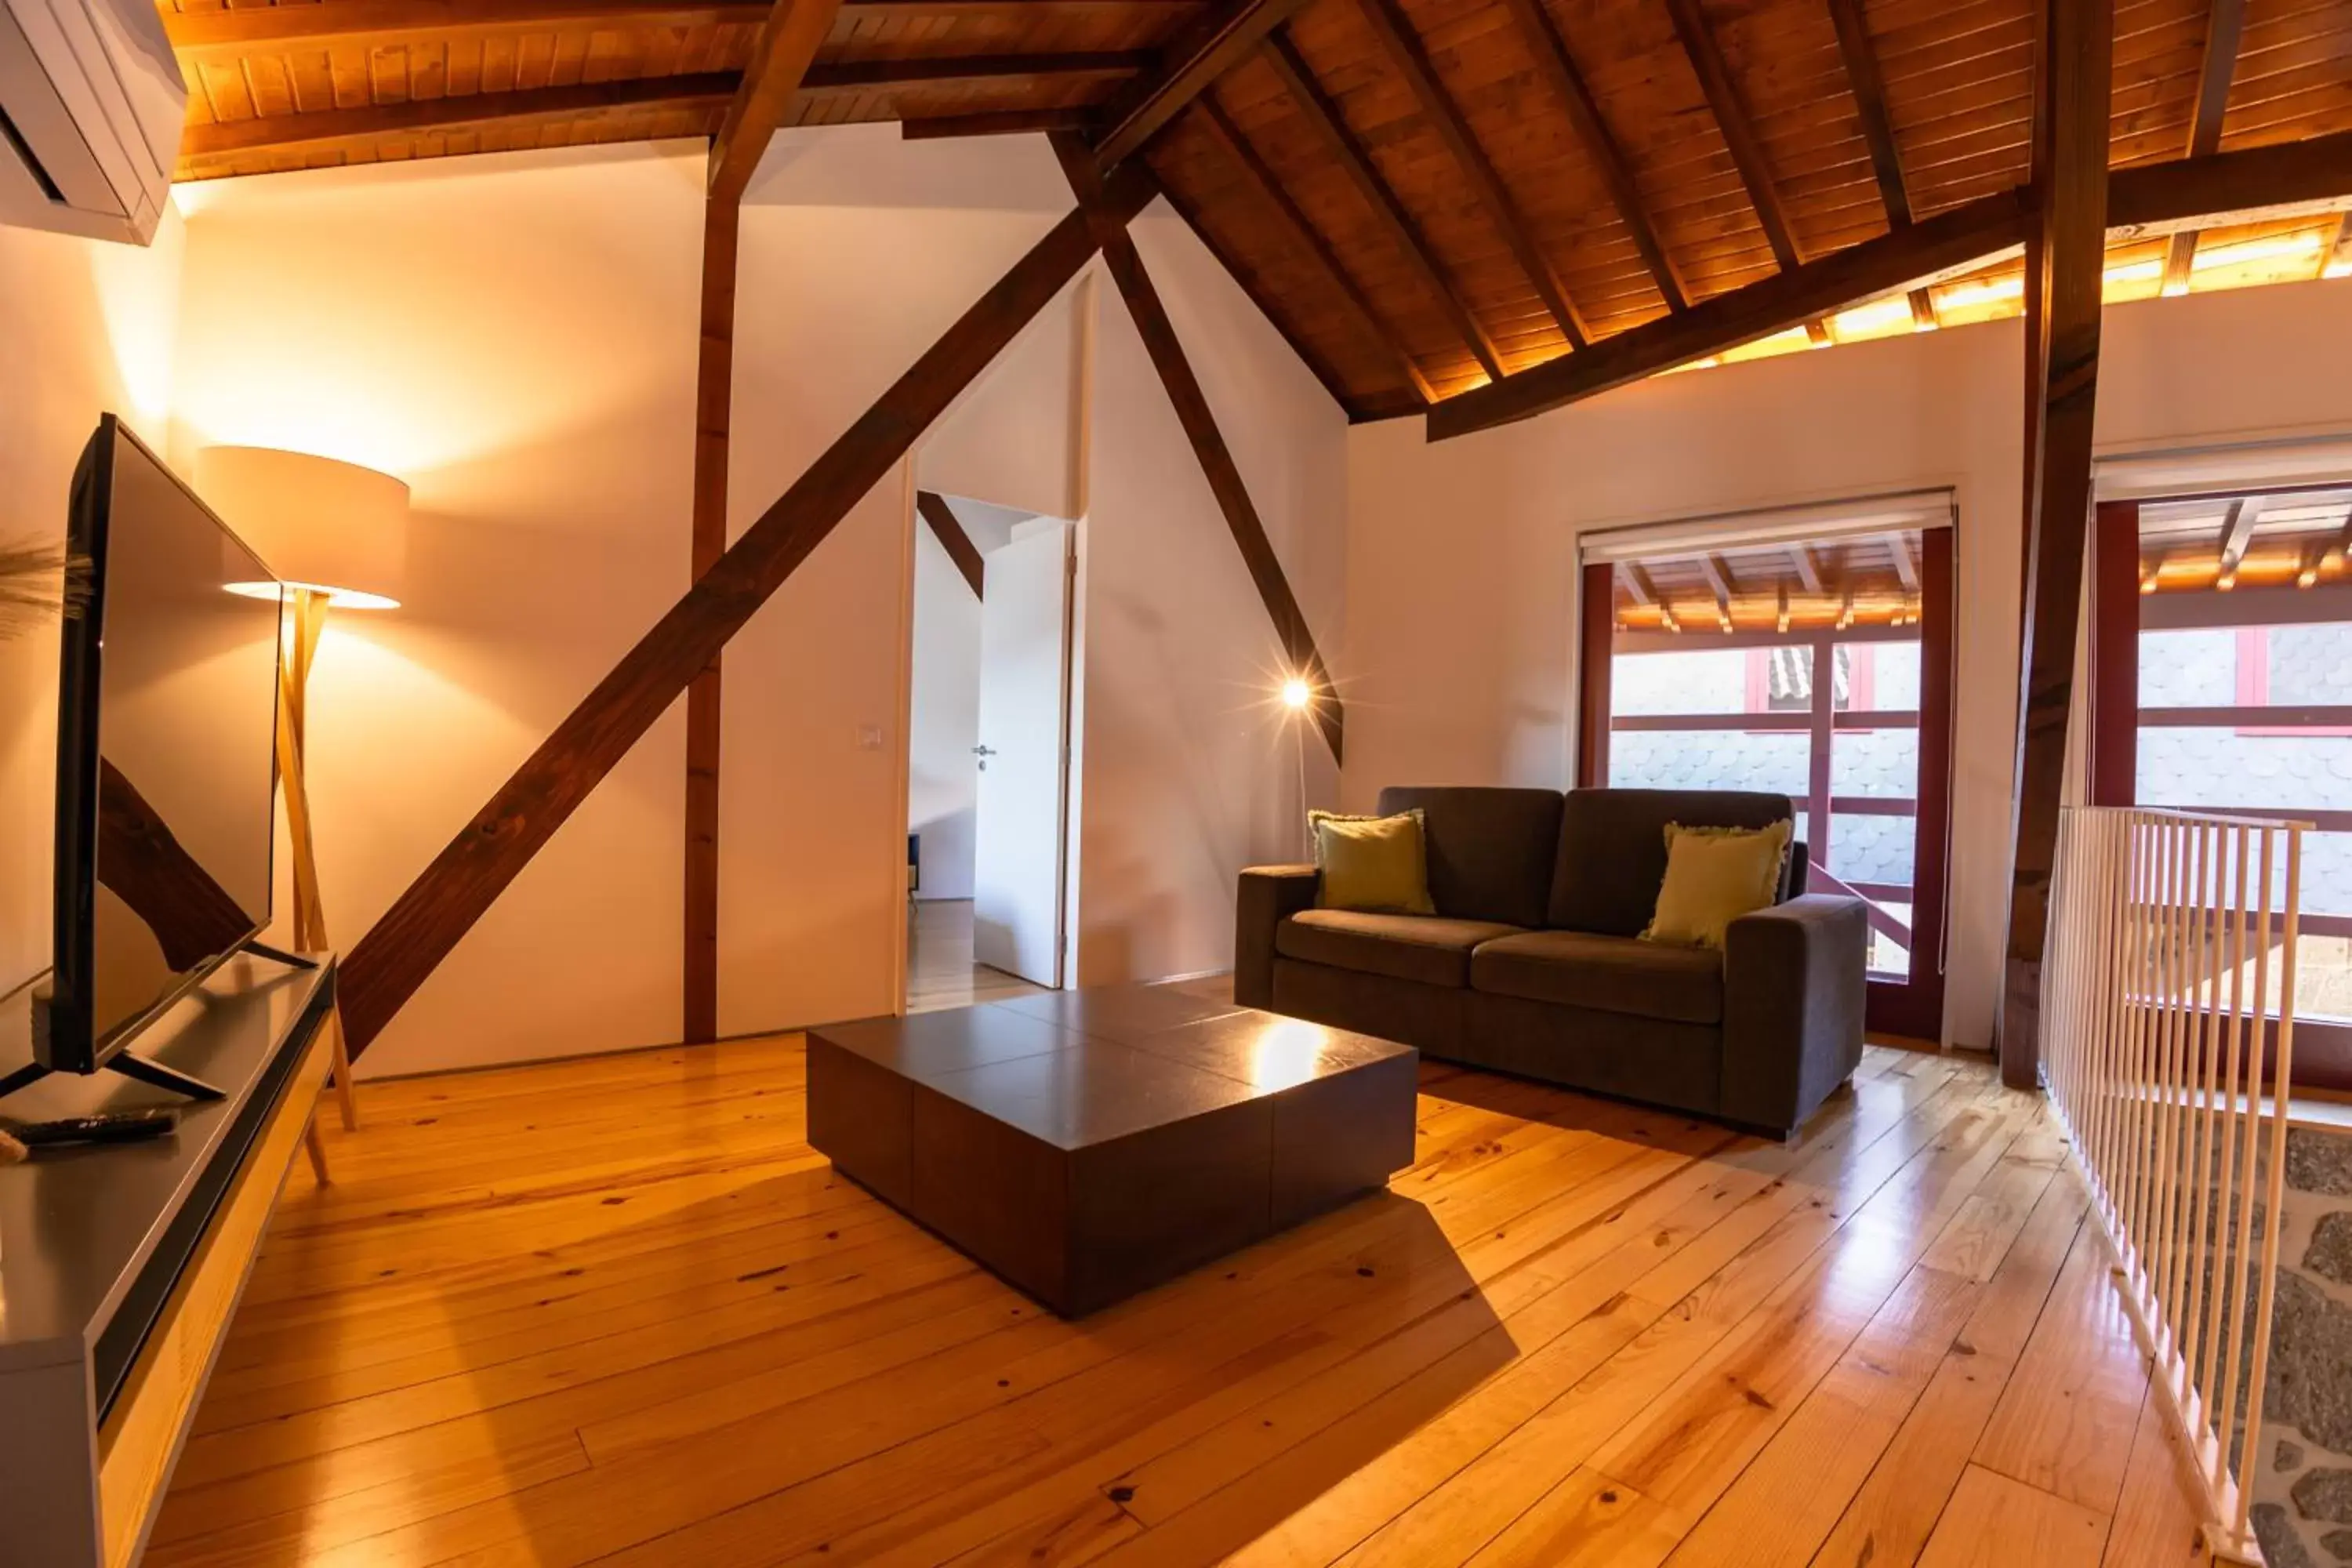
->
279;587;359;1178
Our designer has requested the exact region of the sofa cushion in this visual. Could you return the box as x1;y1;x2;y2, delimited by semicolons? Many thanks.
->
1377;786;1565;929
1276;909;1526;989
1548;788;1796;936
1471;930;1724;1025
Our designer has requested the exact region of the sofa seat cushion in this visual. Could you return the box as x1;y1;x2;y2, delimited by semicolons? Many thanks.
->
1471;931;1724;1026
1276;909;1526;989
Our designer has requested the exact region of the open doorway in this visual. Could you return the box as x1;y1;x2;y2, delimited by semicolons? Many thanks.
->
905;489;1076;1013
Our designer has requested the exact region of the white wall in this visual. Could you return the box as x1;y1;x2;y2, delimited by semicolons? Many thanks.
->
1343;273;2352;1048
167;143;702;1077
1069;204;1348;985
0;212;184;999
907;521;981;900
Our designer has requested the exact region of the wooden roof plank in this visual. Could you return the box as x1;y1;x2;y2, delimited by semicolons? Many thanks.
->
1493;0;1686;312
1193;93;1436;403
1350;0;1587;348
1828;0;1914;226
1091;0;1311;166
2158;0;2248;289
180;72;740;161
1260;28;1507;381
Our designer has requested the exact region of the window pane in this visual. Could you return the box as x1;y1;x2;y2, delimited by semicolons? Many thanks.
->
1829;811;1915;888
1609;730;1810;796
2136;728;2352;818
1866;898;1912;981
2140;628;2237;706
1610;648;1759;715
1849;641;1921;710
2267;625;2352;706
1833;729;1919;800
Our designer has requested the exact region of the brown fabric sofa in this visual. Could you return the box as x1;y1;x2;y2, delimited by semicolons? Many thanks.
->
1236;786;1869;1138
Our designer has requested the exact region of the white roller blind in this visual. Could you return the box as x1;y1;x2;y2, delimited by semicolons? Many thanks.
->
2095;436;2352;502
1578;488;1956;564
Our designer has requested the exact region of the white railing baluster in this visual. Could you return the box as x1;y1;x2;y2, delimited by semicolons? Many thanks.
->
2039;806;2307;1565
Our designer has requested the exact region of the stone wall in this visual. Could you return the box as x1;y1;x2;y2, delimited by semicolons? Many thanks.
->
2255;1125;2352;1566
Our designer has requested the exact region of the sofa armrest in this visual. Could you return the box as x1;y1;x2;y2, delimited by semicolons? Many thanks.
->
1719;894;1868;1136
1236;865;1319;1007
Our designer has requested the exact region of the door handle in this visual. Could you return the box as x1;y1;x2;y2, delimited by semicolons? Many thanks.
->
973;744;997;771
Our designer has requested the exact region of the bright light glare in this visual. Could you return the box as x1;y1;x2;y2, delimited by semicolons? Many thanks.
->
1281;677;1312;710
224;579;401;612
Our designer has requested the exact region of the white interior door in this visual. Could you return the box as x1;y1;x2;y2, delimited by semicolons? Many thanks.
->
972;520;1073;985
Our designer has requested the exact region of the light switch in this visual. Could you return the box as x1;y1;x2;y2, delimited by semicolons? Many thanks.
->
857;724;884;750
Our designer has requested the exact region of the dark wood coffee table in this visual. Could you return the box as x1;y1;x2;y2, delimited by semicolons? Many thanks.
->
806;984;1418;1316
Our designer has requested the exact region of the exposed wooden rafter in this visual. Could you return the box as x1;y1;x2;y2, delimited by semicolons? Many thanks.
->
916;491;988;596
1663;0;1798;271
1998;0;2111;1088
2108;128;2352;232
1428;186;2031;437
1493;0;1685;313
1353;0;1587;349
2164;0;2250;292
1887;532;1918;592
1791;545;1825;594
683;195;739;1045
1192;95;1436;405
1056;133;1345;762
2217;495;2264;583
1698;554;1737;630
1090;0;1311;169
338;163;1158;1054
1261;30;1505;383
1824;0;1934;326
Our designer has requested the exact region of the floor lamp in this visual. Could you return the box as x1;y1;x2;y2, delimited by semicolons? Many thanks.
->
197;446;409;1174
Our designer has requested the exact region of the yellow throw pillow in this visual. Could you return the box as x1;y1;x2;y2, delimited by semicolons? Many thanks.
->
1309;809;1436;915
1640;819;1793;949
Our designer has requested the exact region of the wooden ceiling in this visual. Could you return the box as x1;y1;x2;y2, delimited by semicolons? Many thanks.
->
162;0;2352;423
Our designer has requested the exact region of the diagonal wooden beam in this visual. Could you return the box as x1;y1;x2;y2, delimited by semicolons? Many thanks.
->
2217;495;2263;583
1790;545;1825;594
1192;94;1435;405
712;0;840;203
1427;185;2031;437
1698;554;1736;630
1261;31;1505;383
1054;133;1344;762
1494;0;1686;313
1998;0;2111;1088
1353;0;1587;348
1887;531;1918;592
2160;0;2249;295
338;162;1157;1054
916;491;987;596
1091;0;1312;169
1664;0;1799;271
1621;563;1657;605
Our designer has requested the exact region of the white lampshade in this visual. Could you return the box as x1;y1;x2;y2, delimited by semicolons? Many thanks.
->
195;445;409;611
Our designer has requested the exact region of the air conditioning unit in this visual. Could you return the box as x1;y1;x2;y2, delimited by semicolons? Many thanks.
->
0;0;183;245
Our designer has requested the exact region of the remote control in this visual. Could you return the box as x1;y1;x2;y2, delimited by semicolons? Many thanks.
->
2;1109;180;1149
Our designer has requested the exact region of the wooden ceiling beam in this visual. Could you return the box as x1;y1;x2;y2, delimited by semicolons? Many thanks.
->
1791;546;1825;594
916;492;987;597
1428;185;2030;437
1353;0;1587;348
1887;532;1918;592
180;73;740;162
1192;94;1435;405
1090;0;1311;168
338;161;1158;1054
1054;133;1344;761
177;54;1146;165
165;0;1200;58
2217;495;2264;583
1261;30;1505;383
1494;0;1685;313
1621;563;1657;604
2108;129;2352;232
1663;0;1799;271
902;107;1094;139
1698;554;1737;630
710;0;845;204
1998;0;2111;1087
1824;0;1934;326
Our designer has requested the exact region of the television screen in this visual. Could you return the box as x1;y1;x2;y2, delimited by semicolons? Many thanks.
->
49;417;281;1070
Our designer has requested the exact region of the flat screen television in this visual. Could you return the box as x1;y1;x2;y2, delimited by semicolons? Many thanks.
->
12;416;285;1101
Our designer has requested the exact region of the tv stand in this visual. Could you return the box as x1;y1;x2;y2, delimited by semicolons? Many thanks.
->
243;941;318;971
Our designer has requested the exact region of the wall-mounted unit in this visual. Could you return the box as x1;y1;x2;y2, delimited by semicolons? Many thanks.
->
0;0;183;245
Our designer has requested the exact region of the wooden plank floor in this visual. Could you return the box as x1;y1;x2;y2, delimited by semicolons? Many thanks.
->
150;1029;2216;1567
906;898;1050;1014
